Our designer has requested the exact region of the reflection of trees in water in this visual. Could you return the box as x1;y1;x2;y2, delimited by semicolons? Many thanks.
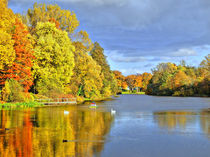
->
154;111;196;130
200;109;210;138
0;107;114;157
0;110;33;157
154;110;210;138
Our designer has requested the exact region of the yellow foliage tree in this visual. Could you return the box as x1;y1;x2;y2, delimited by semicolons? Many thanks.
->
33;22;75;95
142;72;152;91
69;41;103;99
26;3;79;34
0;0;15;70
172;70;191;88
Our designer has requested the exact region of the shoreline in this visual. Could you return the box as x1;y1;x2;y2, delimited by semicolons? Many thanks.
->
0;94;209;109
77;96;115;105
0;102;44;109
119;92;209;98
146;94;210;98
121;92;145;95
0;96;115;108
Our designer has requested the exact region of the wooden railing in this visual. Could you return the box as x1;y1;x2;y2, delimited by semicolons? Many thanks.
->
35;98;77;105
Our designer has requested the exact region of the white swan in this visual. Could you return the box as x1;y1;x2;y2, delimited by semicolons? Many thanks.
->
111;108;116;115
64;110;69;115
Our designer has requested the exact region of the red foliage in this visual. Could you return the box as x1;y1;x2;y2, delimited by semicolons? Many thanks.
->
0;19;34;92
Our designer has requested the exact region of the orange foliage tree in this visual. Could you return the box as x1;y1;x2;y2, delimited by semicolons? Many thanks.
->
125;75;136;91
172;70;191;89
142;72;152;91
113;70;126;89
125;74;144;92
0;19;34;92
135;75;143;91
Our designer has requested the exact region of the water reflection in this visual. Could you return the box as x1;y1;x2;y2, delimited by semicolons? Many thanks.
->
200;109;210;138
0;106;114;157
154;110;210;138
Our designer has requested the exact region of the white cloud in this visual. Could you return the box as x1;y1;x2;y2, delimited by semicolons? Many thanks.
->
107;50;146;63
171;48;197;57
120;68;145;76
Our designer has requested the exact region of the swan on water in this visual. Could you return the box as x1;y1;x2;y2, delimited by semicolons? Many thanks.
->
64;110;69;114
111;108;116;115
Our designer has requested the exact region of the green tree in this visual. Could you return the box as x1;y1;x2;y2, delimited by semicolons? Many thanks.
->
33;22;75;95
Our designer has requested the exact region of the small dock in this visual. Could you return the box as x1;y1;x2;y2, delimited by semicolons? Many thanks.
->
35;98;77;105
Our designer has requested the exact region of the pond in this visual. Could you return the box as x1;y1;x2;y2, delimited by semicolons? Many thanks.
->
0;95;210;157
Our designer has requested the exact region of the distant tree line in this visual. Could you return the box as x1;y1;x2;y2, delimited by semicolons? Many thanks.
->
114;55;209;97
113;71;152;93
146;55;210;97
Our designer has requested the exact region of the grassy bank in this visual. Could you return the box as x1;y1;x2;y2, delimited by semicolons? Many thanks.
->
121;91;145;95
0;102;44;109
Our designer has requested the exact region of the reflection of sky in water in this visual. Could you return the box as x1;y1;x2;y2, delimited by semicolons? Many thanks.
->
102;109;210;157
111;111;209;137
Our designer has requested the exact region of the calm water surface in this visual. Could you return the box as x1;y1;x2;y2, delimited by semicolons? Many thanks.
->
0;95;210;157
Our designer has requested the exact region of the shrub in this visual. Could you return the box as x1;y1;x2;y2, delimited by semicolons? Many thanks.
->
132;90;137;93
76;95;84;103
1;79;25;102
24;93;35;102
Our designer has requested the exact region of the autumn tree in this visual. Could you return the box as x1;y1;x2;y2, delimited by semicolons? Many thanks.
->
199;54;210;79
113;70;125;89
142;72;152;91
73;30;93;52
0;0;15;70
196;54;210;96
48;18;61;30
122;81;128;90
172;70;190;88
0;19;34;92
26;3;79;34
33;22;75;95
147;63;178;95
135;74;143;92
114;71;150;92
68;31;103;98
90;42;118;96
125;75;136;91
146;57;210;96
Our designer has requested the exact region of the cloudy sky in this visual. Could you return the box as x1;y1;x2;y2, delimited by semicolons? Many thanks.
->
9;0;210;75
